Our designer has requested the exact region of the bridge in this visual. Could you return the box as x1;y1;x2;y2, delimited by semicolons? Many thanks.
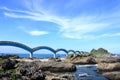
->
0;41;88;58
33;46;56;58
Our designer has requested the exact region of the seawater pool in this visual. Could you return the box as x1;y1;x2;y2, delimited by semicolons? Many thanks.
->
74;65;108;80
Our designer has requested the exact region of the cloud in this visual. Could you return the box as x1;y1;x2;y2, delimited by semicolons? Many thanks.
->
1;0;120;39
27;30;48;36
101;33;120;37
18;26;49;36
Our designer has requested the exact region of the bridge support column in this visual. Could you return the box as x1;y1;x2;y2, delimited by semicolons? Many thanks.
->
66;54;68;57
30;52;33;58
54;54;56;58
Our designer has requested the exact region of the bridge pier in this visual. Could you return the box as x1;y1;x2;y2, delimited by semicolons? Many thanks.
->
30;52;33;58
66;53;68;57
53;54;56;58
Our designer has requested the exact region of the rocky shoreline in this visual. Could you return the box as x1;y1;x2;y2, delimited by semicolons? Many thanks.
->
0;54;120;80
66;54;120;80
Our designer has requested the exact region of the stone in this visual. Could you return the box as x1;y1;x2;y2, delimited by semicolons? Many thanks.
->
17;62;45;80
36;61;76;72
0;72;11;78
103;71;120;80
71;57;96;64
2;59;18;70
97;62;120;71
95;57;120;63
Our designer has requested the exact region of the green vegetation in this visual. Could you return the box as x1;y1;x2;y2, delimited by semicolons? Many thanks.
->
8;69;16;73
10;75;17;80
0;58;4;62
0;67;4;73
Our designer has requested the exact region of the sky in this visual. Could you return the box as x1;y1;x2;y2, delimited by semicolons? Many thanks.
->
0;0;120;54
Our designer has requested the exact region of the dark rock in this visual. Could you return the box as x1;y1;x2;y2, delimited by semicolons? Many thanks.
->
0;72;11;78
17;62;45;80
2;59;18;70
2;54;19;59
103;71;120;80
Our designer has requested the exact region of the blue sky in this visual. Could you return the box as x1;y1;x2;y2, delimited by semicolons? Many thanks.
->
0;0;120;54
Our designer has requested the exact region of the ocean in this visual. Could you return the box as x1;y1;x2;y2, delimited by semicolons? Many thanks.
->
0;53;66;58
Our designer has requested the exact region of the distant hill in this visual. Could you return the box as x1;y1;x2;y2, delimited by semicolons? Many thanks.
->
90;48;110;55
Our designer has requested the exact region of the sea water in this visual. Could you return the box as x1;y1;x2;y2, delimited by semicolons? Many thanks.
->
0;53;66;58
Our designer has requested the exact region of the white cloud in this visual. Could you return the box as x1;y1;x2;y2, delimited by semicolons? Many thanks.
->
1;1;120;39
28;30;48;36
18;26;49;36
101;33;120;37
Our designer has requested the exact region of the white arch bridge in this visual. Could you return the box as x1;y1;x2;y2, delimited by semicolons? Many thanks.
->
0;41;88;58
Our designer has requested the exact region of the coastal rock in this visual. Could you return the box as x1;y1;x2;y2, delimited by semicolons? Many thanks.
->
17;62;45;80
2;59;18;70
97;62;120;71
103;71;120;80
45;71;75;80
1;54;19;59
0;72;11;78
71;57;96;64
51;77;67;80
49;58;61;62
95;57;120;63
37;61;76;72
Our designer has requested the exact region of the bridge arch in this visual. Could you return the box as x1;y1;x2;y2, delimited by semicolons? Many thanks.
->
56;48;68;57
56;48;68;54
75;51;81;54
0;41;33;58
33;46;56;58
68;50;76;54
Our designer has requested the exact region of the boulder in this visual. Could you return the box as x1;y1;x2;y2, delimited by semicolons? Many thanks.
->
2;59;18;70
17;62;45;80
0;72;11;78
71;57;96;64
36;61;76;72
103;71;120;80
97;62;120;71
